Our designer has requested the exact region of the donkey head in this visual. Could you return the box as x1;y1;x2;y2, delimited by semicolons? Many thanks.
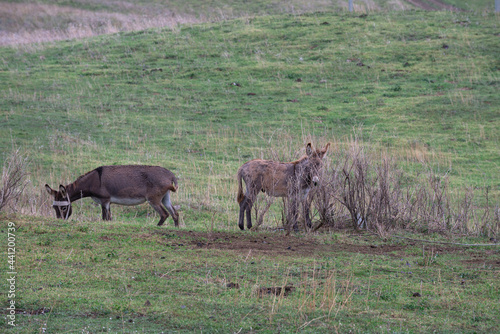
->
45;184;72;219
303;142;330;187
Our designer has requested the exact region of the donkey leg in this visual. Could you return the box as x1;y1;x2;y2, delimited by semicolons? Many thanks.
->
245;198;253;230
303;193;315;229
162;191;179;227
101;202;112;220
290;200;299;232
148;199;169;226
304;203;312;229
238;198;247;230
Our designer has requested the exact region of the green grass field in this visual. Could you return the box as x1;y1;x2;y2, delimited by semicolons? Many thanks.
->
2;214;500;333
0;1;499;332
1;9;498;210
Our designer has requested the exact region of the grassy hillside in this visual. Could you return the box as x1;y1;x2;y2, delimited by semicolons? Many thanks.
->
0;0;495;45
1;10;498;222
0;7;499;333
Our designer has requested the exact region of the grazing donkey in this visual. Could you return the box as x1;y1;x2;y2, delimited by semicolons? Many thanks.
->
237;143;330;230
45;165;179;226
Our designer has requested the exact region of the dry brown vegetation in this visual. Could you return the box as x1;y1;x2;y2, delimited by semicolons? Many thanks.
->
0;2;201;46
310;138;499;237
0;0;430;46
0;148;30;212
0;0;485;46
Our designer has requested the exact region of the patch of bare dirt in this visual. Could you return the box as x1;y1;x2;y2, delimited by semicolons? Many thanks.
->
153;230;499;270
461;250;500;268
156;230;409;257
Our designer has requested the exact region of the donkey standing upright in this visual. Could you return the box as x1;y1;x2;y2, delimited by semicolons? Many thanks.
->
237;143;330;230
45;165;179;226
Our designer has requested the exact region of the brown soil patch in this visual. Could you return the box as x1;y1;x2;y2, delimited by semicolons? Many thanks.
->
152;230;500;270
460;249;500;268
155;229;467;258
160;230;408;256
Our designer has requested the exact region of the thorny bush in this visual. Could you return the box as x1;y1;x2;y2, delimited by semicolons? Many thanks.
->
311;139;498;237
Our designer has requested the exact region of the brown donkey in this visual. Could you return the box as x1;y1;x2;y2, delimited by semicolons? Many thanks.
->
237;143;329;230
45;165;179;226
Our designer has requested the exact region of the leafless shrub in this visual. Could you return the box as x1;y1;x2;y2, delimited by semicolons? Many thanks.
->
311;139;498;237
480;187;500;236
252;194;275;230
336;140;371;231
0;149;30;213
282;157;329;233
282;180;304;232
332;141;405;236
494;206;500;235
311;162;343;231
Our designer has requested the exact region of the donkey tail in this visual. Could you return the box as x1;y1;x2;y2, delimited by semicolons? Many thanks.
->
170;175;179;192
236;167;245;203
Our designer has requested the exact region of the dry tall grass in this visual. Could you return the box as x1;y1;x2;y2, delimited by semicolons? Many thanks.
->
0;148;30;213
0;0;430;47
0;2;201;46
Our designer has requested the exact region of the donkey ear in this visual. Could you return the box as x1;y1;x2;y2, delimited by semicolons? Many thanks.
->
45;184;56;196
320;143;331;157
59;185;67;197
306;143;313;156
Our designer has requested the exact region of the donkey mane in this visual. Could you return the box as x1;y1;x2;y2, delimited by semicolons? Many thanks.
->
266;151;312;166
71;167;101;187
290;155;309;165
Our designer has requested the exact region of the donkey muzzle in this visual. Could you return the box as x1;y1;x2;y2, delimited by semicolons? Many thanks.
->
53;194;71;219
312;176;319;186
